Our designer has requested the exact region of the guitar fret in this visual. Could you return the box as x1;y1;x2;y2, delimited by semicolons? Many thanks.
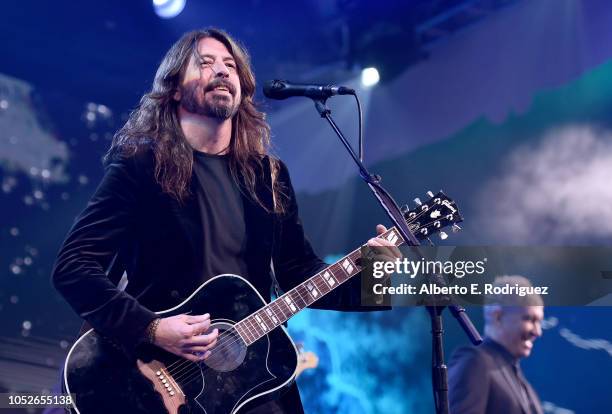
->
321;270;338;288
257;309;273;329
297;285;314;306
314;274;331;294
341;257;356;275
270;301;287;322
265;306;280;325
283;301;294;320
234;324;249;344
289;290;305;310
348;249;361;266
276;300;292;322
248;318;263;338
253;313;270;333
331;264;348;282
248;316;263;338
238;321;255;344
283;295;298;313
385;228;403;246
305;280;320;300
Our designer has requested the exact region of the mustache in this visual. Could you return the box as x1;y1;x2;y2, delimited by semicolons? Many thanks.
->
205;79;236;96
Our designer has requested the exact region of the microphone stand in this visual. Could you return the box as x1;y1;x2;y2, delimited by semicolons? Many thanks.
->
312;98;482;414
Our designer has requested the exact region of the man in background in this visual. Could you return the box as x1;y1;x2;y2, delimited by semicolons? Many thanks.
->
448;275;544;414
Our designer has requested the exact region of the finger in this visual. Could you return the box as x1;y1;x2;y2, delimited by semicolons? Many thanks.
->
367;238;385;247
183;338;218;353
188;320;211;336
367;238;400;253
185;313;210;324
376;224;388;235
371;239;402;256
184;350;212;362
370;239;402;257
183;349;212;361
182;352;203;362
184;329;219;346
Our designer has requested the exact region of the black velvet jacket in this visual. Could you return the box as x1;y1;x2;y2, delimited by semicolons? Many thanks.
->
52;146;373;351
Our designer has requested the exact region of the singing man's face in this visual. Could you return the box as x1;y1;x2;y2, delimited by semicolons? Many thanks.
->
497;306;544;359
177;37;242;120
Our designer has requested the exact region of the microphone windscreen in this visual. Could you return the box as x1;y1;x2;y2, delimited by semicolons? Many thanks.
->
263;80;286;99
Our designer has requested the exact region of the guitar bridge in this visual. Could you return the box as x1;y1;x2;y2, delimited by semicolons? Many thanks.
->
137;359;186;414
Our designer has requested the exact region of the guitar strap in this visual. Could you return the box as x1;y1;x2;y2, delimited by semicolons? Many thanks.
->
269;158;283;301
270;259;282;300
268;158;287;328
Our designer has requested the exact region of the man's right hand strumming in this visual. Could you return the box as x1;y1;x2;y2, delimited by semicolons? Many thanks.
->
149;313;219;362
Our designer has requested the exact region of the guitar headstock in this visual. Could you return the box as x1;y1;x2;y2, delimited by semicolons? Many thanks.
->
402;190;463;242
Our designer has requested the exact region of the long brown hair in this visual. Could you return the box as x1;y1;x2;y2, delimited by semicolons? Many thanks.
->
106;28;286;214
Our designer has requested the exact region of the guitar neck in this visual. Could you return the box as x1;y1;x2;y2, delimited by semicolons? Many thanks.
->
234;227;405;345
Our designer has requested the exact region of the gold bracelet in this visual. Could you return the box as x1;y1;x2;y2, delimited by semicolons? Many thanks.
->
147;318;161;344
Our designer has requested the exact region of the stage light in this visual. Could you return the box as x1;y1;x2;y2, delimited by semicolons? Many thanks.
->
153;0;186;19
361;67;380;87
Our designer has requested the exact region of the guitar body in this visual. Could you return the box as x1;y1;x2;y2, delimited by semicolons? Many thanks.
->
64;274;298;414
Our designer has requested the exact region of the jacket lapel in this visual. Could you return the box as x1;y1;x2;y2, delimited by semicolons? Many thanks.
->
519;369;544;414
241;158;274;262
498;361;531;414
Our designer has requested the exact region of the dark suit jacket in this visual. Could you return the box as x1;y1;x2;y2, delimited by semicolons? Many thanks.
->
448;338;543;414
52;145;379;412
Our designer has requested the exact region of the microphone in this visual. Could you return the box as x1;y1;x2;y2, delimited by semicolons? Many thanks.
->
263;80;355;100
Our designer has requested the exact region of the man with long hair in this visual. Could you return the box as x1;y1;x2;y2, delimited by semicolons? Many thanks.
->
52;28;395;413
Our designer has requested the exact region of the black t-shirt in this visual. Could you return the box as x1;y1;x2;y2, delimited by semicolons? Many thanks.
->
192;150;249;281
192;151;289;413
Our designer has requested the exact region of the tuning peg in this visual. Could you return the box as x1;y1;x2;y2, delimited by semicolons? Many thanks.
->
401;204;410;213
414;197;422;206
452;224;462;233
439;231;448;240
426;190;434;198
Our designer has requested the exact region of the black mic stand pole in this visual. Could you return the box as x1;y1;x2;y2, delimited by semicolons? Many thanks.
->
312;98;482;414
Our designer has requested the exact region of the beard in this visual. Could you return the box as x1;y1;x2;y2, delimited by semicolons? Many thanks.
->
179;80;238;120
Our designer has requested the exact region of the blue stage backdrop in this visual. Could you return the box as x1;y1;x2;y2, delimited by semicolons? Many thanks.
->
1;1;611;413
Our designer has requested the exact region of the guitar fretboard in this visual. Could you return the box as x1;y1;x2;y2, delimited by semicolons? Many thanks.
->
234;227;406;345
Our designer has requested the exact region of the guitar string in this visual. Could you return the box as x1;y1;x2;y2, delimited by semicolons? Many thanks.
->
169;214;457;388
164;222;403;380
163;253;334;378
163;202;454;383
170;281;318;384
163;218;398;378
163;201;454;382
162;201;456;383
170;258;367;386
166;211;457;386
167;253;354;382
169;269;332;383
165;270;317;380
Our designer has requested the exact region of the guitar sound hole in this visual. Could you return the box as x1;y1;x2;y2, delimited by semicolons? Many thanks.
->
203;321;246;372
